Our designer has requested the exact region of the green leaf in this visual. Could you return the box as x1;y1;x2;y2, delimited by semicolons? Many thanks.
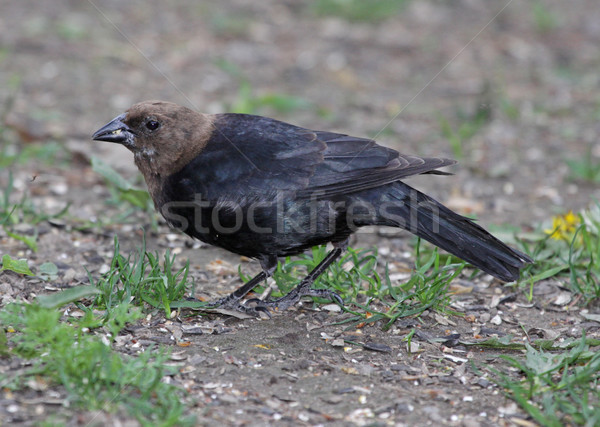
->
0;327;8;356
5;229;37;252
91;156;151;209
523;343;570;375
120;188;151;209
36;285;102;309
527;265;569;282
1;254;34;275
256;94;311;113
38;262;59;281
170;300;209;309
91;156;133;191
460;335;526;350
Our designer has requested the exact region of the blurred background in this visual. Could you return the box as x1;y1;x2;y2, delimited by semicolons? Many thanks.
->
1;0;600;226
2;3;600;424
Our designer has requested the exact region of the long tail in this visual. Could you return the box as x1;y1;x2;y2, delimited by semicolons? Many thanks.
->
378;182;532;281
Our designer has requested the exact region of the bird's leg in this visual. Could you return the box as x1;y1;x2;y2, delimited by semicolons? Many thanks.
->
206;256;277;316
249;240;348;311
207;270;268;309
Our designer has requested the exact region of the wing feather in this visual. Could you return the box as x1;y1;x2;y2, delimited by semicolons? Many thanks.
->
165;114;455;203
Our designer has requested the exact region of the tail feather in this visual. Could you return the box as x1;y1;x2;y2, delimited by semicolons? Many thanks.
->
384;183;532;281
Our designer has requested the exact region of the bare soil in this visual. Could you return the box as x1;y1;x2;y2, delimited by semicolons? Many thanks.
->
2;0;600;425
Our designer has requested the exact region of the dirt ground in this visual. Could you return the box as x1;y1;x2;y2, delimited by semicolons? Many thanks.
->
2;0;600;425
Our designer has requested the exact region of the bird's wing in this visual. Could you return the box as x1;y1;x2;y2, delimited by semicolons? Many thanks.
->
169;114;454;201
169;114;326;200
297;131;455;199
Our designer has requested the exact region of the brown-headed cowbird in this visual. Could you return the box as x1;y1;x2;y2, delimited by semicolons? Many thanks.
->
93;101;532;314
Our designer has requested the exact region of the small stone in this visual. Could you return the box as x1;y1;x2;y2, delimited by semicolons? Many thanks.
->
50;182;68;195
322;303;341;312
98;264;111;274
62;268;77;282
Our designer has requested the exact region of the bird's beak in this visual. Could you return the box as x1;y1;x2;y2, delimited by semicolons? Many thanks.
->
92;113;134;146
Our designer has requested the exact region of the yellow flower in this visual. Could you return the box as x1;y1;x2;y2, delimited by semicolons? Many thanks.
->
545;210;581;241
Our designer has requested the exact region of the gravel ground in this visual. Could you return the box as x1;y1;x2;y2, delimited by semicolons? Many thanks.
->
1;0;600;425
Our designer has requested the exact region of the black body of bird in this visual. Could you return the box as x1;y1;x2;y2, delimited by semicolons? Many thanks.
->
93;101;532;313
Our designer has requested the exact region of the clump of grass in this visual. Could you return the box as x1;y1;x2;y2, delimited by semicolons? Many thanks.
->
532;1;559;33
0;301;194;426
0;140;69;168
253;240;464;329
0;93;71;169
565;145;600;183
90;156;156;228
0;100;70;242
209;12;252;37
439;107;490;160
0;171;69;252
215;59;320;116
491;334;600;426
0;171;69;228
1;234;197;423
500;96;520;120
518;204;600;304
89;235;193;319
55;16;88;41
311;0;410;22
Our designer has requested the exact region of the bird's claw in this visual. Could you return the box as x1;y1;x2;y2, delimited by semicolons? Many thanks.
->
239;300;273;318
202;296;272;318
193;286;343;317
333;293;344;306
246;288;344;312
230;302;272;318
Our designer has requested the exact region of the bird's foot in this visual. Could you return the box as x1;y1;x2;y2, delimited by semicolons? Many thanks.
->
203;295;272;318
247;286;344;312
205;294;238;310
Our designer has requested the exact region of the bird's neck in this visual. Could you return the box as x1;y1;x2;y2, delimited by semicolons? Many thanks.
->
134;156;163;208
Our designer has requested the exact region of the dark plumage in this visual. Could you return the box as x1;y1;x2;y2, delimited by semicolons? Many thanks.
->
93;100;532;313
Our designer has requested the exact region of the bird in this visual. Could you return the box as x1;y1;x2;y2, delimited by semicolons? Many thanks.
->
92;100;532;314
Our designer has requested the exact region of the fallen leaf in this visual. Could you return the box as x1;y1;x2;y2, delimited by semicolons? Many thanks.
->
581;312;600;323
254;344;272;350
434;314;456;326
449;283;473;294
553;291;572;306
341;366;359;375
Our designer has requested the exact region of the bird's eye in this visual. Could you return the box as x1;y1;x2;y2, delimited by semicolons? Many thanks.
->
145;120;160;131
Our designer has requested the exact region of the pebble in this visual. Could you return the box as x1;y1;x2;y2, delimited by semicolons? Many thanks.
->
98;264;111;274
62;268;76;282
50;182;68;196
322;303;341;312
